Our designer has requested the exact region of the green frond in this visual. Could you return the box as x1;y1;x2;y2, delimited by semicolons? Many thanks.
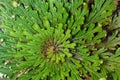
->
0;0;120;80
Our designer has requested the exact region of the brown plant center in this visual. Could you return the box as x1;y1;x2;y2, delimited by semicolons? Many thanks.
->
46;45;56;53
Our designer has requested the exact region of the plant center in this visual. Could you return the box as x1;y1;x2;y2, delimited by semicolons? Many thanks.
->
46;45;56;53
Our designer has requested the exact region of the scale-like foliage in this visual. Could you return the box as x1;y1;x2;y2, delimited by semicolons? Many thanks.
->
86;0;115;25
0;0;120;80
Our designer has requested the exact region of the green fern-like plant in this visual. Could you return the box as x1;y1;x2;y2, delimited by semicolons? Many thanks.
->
0;0;120;80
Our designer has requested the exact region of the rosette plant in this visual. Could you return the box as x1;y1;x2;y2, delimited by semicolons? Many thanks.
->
0;0;120;80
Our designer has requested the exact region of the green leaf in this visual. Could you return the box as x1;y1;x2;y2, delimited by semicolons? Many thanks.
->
86;0;115;25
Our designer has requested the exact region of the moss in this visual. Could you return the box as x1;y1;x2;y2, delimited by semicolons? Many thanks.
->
0;0;120;80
